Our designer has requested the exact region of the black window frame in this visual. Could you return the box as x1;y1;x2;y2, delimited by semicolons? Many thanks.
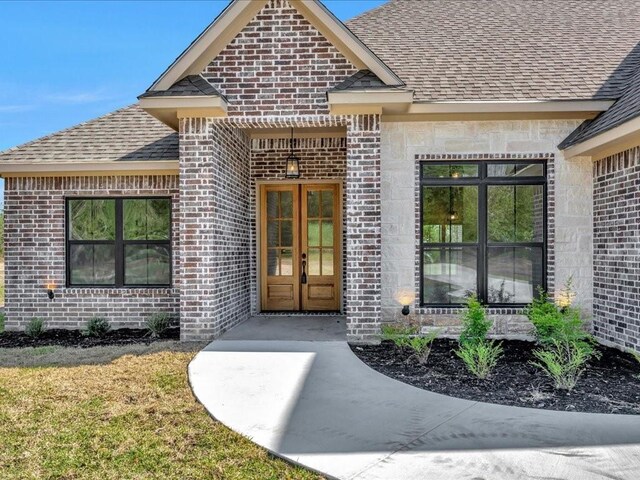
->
65;197;173;288
419;160;547;308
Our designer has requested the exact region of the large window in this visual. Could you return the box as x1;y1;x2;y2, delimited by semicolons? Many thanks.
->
420;161;546;306
66;198;172;287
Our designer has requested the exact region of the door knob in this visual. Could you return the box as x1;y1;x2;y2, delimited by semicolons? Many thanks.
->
301;253;307;284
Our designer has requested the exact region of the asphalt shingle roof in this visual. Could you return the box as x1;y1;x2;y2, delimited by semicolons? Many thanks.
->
330;70;391;91
559;67;640;148
139;74;224;98
0;104;178;164
347;0;640;102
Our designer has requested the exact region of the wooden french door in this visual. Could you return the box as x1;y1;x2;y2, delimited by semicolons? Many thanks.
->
260;183;341;312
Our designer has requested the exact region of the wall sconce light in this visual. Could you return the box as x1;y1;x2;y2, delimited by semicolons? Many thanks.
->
285;128;300;178
394;289;415;317
46;283;55;301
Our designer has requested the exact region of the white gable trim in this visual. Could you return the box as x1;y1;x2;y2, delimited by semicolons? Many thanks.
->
148;0;403;92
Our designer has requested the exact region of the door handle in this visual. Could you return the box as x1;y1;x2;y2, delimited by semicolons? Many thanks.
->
301;253;307;284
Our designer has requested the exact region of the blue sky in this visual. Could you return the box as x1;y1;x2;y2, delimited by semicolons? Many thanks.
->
0;0;386;152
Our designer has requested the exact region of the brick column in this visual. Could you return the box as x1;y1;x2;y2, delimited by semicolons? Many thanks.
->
345;114;382;342
179;118;251;341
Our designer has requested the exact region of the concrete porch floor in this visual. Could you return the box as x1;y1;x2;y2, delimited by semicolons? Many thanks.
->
189;316;640;480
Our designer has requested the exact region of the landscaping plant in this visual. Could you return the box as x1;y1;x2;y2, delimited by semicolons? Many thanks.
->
532;339;598;390
145;312;173;338
83;317;111;338
25;317;45;338
380;322;419;349
406;330;439;365
455;341;504;380
629;349;640;379
455;295;502;379
0;311;5;334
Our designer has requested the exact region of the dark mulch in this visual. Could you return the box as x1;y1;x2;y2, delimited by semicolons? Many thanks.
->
0;327;180;349
351;339;640;415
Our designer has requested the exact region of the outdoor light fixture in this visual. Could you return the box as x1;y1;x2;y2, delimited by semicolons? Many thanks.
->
285;128;300;178
394;289;415;317
46;283;55;301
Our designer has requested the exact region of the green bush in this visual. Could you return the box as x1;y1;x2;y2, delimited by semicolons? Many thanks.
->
25;317;46;338
83;317;111;338
459;295;491;345
380;323;419;349
406;330;439;365
628;349;640;379
455;340;503;379
0;311;5;334
145;312;172;338
532;339;599;390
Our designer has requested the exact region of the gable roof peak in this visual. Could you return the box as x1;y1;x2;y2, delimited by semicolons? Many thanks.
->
145;0;403;94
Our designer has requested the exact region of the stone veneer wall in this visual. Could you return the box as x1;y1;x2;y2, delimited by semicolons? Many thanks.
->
593;146;640;352
380;120;593;337
3;175;180;331
249;136;347;314
179;118;251;341
346;114;382;341
202;0;357;117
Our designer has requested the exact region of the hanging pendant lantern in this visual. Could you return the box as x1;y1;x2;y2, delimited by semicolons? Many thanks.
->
285;128;301;178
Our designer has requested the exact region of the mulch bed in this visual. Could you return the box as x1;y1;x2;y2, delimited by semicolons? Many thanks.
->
0;327;180;349
351;339;640;415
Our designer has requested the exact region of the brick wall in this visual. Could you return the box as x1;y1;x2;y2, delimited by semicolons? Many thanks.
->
249;136;347;313
3;175;180;330
179;118;251;341
202;0;357;117
345;114;382;342
593;146;640;352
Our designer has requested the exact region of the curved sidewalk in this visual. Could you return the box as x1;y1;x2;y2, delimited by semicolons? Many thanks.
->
189;317;640;480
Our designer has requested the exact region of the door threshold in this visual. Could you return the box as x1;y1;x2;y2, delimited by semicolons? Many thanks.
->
255;311;343;317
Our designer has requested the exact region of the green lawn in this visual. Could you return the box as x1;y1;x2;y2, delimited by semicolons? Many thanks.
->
0;343;321;480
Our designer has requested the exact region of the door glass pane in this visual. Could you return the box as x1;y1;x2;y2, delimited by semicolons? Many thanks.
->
280;249;293;276
308;220;320;247
267;191;279;218
321;191;334;218
307;191;320;217
281;220;293;247
422;164;478;179
488;185;543;242
321;220;333;246
422;186;478;243
308;248;320;275
422;247;477;304
125;244;170;285
69;199;116;240
267;249;279;276
267;220;279;247
70;244;116;285
322;248;334;276
280;191;293;218
487;246;542;304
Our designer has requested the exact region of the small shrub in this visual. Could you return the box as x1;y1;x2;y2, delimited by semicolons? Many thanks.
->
531;339;599;390
0;311;5;334
380;323;419;349
146;312;172;338
83;317;111;338
455;340;503;379
25;317;45;338
459;295;491;345
628;349;640;379
406;330;439;365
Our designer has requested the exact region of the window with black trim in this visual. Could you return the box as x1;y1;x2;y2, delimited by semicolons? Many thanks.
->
66;197;172;287
420;161;546;306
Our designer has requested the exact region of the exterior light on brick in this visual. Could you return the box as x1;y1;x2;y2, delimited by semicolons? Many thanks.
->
285;128;301;179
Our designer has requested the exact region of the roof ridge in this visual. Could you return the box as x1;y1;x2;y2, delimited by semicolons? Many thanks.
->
345;0;393;25
0;103;140;157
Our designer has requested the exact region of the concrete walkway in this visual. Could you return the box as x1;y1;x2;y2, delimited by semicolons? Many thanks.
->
189;316;640;479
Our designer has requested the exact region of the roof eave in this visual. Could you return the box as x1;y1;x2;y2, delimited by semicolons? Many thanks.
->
139;95;228;130
563;115;640;160
0;160;179;177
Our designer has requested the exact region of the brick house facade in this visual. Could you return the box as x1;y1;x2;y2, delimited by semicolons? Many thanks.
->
2;0;640;350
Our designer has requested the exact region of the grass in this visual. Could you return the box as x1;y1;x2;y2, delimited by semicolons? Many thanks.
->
0;343;322;480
